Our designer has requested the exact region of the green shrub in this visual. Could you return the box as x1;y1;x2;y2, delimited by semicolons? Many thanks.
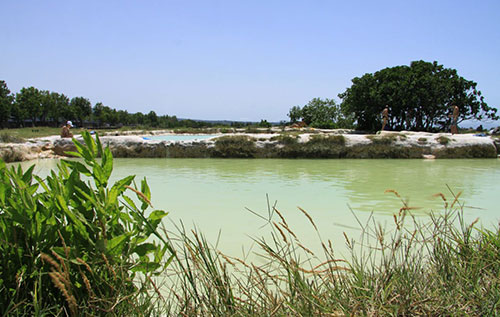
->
418;137;428;144
270;134;299;146
434;144;497;158
346;144;424;158
436;135;451;145
367;134;397;145
301;135;346;158
0;131;173;315
213;135;257;158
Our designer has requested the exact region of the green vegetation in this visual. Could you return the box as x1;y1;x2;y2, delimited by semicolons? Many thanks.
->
436;135;451;145
338;60;499;132
434;144;498;158
0;80;278;130
213;135;258;158
2;136;500;315
418;137;428;144
0;132;173;315
288;97;354;129
300;135;346;158
270;134;299;145
0;81;14;129
0;133;25;143
366;134;398;145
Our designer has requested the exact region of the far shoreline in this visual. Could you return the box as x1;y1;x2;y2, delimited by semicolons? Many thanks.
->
1;128;499;163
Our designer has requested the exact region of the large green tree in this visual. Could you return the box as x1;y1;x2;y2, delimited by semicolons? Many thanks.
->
0;81;13;128
70;96;92;127
288;98;354;129
339;60;498;132
49;92;70;126
15;87;43;127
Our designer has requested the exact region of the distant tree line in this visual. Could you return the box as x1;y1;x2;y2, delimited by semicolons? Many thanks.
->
3;60;497;132
0;80;216;129
289;60;498;131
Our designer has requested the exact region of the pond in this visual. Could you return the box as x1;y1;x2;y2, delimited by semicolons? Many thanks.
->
15;158;500;259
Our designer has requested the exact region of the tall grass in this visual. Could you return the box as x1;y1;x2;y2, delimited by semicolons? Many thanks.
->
161;190;500;315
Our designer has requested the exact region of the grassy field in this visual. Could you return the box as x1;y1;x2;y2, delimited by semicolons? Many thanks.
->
0;126;83;141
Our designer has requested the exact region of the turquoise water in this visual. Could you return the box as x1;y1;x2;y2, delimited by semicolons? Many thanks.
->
145;134;218;141
15;158;500;258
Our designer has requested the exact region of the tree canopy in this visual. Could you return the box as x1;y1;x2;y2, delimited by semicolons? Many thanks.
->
338;60;498;132
288;98;354;129
0;81;13;128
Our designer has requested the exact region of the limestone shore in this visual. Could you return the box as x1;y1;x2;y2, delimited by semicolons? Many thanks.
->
1;129;498;163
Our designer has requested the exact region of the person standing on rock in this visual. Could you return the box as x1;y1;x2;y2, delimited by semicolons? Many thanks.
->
381;106;389;131
61;121;73;138
450;105;459;134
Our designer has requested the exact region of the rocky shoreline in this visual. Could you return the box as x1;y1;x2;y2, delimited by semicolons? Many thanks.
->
1;130;499;163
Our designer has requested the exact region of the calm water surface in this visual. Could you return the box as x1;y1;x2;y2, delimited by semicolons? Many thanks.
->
17;158;500;258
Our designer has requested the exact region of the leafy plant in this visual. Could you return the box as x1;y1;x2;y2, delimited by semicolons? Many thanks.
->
0;131;173;315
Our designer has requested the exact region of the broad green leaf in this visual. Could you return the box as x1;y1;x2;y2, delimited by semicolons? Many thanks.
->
62;160;92;176
56;195;89;240
122;195;138;211
63;151;82;158
0;182;6;205
96;133;103;157
93;164;105;187
107;233;129;255
22;164;35;184
148;210;168;222
102;147;113;182
131;262;161;273
140;178;152;210
108;175;135;208
133;243;157;257
81;131;96;156
72;138;93;162
33;175;49;192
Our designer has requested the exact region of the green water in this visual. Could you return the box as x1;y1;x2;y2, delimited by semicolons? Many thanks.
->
17;158;500;258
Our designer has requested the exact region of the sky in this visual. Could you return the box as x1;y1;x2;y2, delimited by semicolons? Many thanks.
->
1;0;499;125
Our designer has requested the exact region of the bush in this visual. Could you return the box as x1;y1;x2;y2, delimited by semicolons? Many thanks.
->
366;134;397;145
213;135;257;158
270;134;299;146
0;131;173;315
436;135;451;145
300;135;346;158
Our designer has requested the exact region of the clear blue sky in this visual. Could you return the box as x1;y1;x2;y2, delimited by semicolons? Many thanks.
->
1;0;499;124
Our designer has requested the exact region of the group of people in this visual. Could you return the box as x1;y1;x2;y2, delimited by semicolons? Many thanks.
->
381;104;460;134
